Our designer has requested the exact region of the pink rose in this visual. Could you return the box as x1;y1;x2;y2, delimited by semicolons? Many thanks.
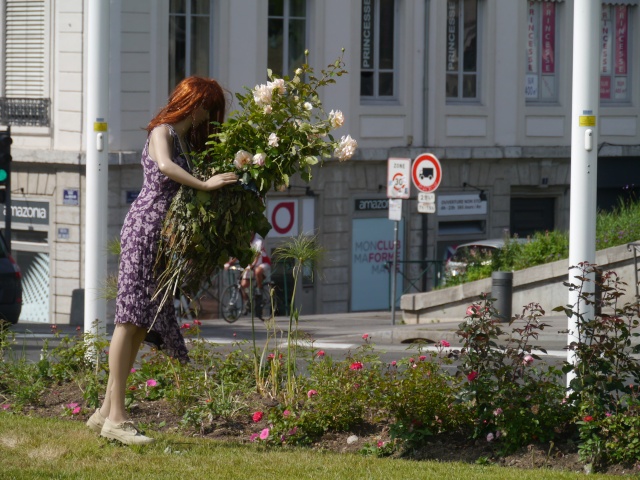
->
440;340;451;347
233;150;252;169
146;379;158;387
523;354;534;365
307;389;318;398
349;362;363;370
259;428;270;440
362;333;369;340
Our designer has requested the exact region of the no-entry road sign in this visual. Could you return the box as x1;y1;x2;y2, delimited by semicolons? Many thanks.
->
412;153;442;193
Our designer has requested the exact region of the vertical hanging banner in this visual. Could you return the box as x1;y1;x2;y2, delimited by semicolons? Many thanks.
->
541;2;555;74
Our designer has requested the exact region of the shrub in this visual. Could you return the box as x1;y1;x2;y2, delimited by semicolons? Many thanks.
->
457;297;574;454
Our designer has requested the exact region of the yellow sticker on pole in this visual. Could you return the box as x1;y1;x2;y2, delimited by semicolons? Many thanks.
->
93;122;108;132
579;116;596;127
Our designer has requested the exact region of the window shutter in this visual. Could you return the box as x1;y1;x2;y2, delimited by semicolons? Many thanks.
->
5;0;46;98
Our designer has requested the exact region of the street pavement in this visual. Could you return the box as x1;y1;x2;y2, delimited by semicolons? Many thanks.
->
7;310;576;364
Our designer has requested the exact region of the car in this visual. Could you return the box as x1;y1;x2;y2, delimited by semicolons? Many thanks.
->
444;238;526;282
0;232;22;325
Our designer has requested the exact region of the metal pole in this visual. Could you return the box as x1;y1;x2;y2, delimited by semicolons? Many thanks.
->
391;220;399;325
567;0;600;388
84;0;110;339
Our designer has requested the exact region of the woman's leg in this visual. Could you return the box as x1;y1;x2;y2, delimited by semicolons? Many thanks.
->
101;323;147;423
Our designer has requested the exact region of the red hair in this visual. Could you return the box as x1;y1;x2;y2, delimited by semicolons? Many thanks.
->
147;76;228;152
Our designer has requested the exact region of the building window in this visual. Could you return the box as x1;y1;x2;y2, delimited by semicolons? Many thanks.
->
525;1;559;103
360;0;396;100
268;0;307;78
1;0;50;126
169;0;212;91
600;4;632;103
446;0;478;101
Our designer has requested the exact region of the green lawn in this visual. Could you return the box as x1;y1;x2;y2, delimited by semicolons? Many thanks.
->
0;415;616;480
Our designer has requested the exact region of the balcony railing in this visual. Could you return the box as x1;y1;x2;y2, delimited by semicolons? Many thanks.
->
0;98;51;127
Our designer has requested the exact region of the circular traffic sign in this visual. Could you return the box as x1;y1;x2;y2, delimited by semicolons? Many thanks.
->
412;153;442;192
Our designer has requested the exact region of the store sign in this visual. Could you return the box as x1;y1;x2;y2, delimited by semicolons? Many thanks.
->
437;194;487;216
0;200;50;225
355;198;389;211
63;189;79;206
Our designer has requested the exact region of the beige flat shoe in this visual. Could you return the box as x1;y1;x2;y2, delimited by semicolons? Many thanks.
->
86;408;106;434
100;418;155;445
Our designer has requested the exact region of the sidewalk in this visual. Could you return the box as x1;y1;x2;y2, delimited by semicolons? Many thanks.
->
9;310;577;352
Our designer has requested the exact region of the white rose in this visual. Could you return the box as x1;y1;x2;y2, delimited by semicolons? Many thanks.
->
252;152;266;167
234;150;253;169
334;135;358;161
263;105;273;114
295;68;303;75
328;110;344;129
268;133;279;147
303;102;313;111
253;84;272;106
268;78;286;94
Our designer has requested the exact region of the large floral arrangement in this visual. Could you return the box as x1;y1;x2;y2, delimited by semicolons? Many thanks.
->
154;52;357;300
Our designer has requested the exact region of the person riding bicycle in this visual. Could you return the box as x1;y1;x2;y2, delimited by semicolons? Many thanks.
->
224;233;271;317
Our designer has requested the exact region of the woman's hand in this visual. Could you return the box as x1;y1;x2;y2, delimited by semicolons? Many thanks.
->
201;172;239;191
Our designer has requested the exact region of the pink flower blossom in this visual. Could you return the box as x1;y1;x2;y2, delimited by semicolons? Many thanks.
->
440;340;451;347
486;432;494;442
390;361;397;367
267;353;275;361
583;415;594;422
349;362;364;370
419;355;427;362
316;350;325;357
283;410;291;417
67;403;78;409
605;412;612;417
493;408;503;416
2;404;11;410
146;379;158;387
250;433;259;442
130;368;136;374
181;323;191;329
193;319;202;326
362;333;369;340
259;428;270;440
307;389;318;398
467;371;478;382
377;441;384;448
523;355;534;365
252;411;263;422
72;407;81;415
409;358;415;363
466;304;480;316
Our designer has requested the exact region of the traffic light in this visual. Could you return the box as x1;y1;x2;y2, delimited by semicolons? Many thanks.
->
0;128;11;204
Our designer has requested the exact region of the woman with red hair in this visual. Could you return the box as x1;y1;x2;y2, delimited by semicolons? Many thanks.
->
87;76;238;445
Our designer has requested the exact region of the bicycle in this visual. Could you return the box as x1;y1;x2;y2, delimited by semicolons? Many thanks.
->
174;272;222;323
220;265;275;323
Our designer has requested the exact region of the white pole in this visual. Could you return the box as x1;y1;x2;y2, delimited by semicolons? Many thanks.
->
84;0;110;340
567;0;601;388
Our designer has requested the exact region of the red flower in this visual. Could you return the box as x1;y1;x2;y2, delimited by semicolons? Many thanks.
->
252;411;263;422
440;340;451;347
583;415;594;422
362;333;369;340
193;319;202;326
467;371;478;382
349;362;364;370
181;323;191;329
316;350;325;357
419;355;427;361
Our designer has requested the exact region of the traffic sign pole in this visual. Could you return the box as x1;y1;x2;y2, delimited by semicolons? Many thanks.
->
387;158;411;325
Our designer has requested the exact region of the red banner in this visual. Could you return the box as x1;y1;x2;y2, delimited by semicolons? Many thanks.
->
614;6;628;75
541;2;555;74
600;75;611;100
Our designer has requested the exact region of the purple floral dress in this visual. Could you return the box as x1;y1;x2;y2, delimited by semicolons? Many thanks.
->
114;124;189;362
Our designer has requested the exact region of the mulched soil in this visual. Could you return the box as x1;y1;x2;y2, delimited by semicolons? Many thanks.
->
19;382;639;476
